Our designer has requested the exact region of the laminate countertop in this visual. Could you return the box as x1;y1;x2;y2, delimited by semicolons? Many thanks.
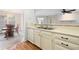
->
27;26;79;37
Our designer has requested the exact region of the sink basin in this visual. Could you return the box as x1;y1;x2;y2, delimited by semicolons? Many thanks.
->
37;27;53;30
43;28;53;30
37;27;43;28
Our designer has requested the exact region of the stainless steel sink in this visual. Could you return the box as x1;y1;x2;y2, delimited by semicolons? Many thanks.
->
37;27;53;30
43;28;53;30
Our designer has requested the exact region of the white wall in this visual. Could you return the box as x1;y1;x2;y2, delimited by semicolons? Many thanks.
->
5;9;36;42
1;10;25;42
51;13;79;25
23;9;35;41
0;9;36;42
35;9;79;25
35;9;61;16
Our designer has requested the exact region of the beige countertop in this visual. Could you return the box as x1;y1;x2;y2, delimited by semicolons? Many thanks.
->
27;26;79;37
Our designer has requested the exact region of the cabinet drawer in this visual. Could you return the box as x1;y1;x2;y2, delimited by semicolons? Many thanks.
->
55;44;69;50
55;39;79;50
34;32;40;35
41;31;53;39
56;34;79;45
41;31;53;36
34;30;41;36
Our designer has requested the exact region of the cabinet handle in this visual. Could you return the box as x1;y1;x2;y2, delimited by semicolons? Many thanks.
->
66;44;68;46
61;43;68;46
61;37;64;38
65;38;68;40
61;42;63;44
61;37;68;40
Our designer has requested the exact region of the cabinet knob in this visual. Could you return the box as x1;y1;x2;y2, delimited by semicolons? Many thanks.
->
61;37;63;38
61;42;68;46
65;38;68;40
61;37;68;40
61;42;64;44
66;44;68;46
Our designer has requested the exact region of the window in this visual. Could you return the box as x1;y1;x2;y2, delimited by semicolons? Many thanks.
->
37;17;44;24
0;15;6;29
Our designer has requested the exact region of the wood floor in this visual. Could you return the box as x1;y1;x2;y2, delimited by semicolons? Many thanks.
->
14;41;41;50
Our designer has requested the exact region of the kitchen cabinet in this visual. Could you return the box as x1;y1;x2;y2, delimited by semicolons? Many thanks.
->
40;37;52;50
55;39;79;50
27;28;55;50
40;31;54;50
33;29;41;47
54;33;79;50
55;44;68;50
27;28;34;43
27;27;79;50
55;34;79;45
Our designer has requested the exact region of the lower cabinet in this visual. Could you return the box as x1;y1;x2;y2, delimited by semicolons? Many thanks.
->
27;28;34;43
27;28;79;50
55;38;79;50
40;37;52;50
55;44;68;50
54;33;79;50
33;29;41;47
27;28;54;50
40;31;54;50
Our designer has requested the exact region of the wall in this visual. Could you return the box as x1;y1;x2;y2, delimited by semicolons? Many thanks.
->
4;9;36;42
23;9;36;41
1;10;25;42
51;13;79;25
35;9;61;16
35;9;79;25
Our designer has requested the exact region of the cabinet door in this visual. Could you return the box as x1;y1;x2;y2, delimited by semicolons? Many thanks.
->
40;31;55;50
40;36;52;50
34;30;41;47
55;39;79;50
28;28;34;43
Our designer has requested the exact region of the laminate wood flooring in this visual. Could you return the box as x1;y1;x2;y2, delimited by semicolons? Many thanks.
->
11;41;41;50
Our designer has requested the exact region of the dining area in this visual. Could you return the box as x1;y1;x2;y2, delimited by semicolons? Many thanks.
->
0;23;20;49
0;10;22;50
2;24;15;38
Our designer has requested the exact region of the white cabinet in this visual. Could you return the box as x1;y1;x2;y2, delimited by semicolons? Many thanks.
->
40;31;54;50
41;37;52;50
55;34;79;45
27;28;55;50
28;28;34;43
33;29;41;47
55;39;79;50
27;27;79;50
55;44;68;50
55;33;79;50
